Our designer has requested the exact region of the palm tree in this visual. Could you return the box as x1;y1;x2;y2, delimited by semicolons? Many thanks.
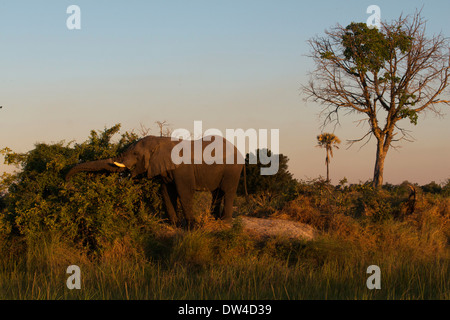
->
316;133;341;183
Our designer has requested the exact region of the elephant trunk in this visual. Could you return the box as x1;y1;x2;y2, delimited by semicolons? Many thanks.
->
65;158;122;181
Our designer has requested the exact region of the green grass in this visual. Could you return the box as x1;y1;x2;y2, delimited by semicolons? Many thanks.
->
0;191;449;300
0;221;448;300
1;249;447;300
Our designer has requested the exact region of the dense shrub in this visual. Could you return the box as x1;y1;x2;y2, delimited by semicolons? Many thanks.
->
238;149;298;210
422;181;442;194
0;124;163;253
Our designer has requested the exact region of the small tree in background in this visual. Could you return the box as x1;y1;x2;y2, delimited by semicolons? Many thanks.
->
316;133;341;183
238;149;298;207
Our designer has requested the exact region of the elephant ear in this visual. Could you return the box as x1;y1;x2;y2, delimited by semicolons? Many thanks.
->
147;139;179;178
131;151;149;177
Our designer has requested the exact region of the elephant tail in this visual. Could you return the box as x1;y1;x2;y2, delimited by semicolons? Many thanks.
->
243;162;249;202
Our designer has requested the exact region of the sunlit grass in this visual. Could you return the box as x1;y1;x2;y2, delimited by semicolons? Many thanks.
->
0;194;448;300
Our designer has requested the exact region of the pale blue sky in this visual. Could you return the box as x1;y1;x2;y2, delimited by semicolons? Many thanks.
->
1;0;449;184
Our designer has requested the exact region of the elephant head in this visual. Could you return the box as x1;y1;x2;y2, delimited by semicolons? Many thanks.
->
65;136;180;181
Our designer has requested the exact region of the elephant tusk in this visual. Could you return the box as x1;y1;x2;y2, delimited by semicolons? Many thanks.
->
113;162;126;168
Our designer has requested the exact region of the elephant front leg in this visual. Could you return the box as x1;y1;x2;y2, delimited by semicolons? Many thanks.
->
176;186;196;229
161;183;179;226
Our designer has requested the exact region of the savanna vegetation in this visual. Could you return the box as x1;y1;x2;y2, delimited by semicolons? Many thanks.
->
0;125;448;299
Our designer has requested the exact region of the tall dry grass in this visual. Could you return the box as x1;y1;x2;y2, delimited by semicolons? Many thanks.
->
0;192;448;299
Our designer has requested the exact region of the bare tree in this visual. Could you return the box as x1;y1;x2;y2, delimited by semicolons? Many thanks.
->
303;11;450;188
138;123;151;137
155;120;172;137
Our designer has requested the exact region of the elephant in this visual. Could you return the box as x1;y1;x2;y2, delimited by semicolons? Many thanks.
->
65;135;245;228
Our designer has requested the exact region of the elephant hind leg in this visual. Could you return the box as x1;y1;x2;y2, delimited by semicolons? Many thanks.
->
210;189;225;219
161;183;179;226
220;170;240;223
222;192;236;223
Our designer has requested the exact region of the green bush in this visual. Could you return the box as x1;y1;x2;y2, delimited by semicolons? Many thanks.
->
238;149;298;210
0;124;163;253
443;179;450;197
353;188;394;221
422;181;442;194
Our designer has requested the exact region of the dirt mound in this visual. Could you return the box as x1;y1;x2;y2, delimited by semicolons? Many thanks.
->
240;216;317;240
156;216;318;241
